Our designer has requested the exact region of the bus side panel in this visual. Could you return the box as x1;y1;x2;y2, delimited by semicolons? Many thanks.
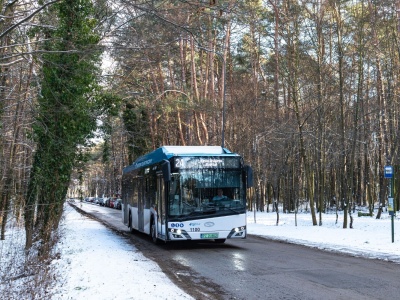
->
122;204;127;225
130;206;139;230
143;208;151;234
157;218;167;241
131;206;151;235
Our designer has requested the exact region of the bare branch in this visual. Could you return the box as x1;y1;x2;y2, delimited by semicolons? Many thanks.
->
0;0;62;40
0;57;23;66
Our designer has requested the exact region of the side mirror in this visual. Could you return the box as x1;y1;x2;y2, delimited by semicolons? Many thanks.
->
245;165;253;188
162;160;171;182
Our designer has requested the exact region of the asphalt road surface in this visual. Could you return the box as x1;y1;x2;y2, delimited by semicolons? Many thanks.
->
71;202;400;300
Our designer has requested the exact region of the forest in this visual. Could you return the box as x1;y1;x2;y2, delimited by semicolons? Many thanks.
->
1;0;400;252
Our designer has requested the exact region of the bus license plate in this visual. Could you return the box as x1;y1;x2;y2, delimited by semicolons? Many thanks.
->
201;233;219;239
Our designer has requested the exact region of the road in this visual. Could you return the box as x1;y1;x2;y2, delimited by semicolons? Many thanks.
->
71;202;400;300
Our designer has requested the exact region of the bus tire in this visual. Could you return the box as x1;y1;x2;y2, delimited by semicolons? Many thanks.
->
214;239;226;244
128;213;134;233
151;221;159;244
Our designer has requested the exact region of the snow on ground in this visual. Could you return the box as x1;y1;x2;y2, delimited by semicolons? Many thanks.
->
49;204;400;299
50;205;194;300
248;208;400;263
2;204;400;299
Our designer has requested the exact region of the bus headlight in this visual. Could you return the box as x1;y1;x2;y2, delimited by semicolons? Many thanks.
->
234;226;245;232
168;228;187;239
170;228;182;234
228;226;246;238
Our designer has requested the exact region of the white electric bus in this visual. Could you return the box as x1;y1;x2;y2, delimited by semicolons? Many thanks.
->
121;146;253;243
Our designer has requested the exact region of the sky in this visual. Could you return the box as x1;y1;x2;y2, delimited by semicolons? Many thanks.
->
2;203;400;299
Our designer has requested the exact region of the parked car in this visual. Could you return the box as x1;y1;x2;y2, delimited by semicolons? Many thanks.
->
114;199;122;210
109;198;116;208
85;197;95;203
98;197;107;206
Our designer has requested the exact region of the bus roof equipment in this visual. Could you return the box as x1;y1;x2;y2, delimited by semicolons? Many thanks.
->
123;146;238;174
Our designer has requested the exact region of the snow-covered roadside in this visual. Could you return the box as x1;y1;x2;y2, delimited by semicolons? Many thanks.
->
3;202;400;299
50;204;194;300
49;204;400;299
247;209;400;263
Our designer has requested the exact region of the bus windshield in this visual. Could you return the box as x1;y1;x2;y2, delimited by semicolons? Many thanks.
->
168;169;245;219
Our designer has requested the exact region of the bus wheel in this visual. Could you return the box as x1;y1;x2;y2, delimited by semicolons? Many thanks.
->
214;239;226;244
128;214;134;233
151;222;159;244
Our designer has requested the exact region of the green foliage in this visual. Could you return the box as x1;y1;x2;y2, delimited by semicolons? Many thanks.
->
25;0;102;248
102;139;110;163
122;101;152;163
96;92;122;117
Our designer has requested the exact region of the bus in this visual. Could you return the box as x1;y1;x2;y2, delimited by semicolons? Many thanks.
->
121;146;253;243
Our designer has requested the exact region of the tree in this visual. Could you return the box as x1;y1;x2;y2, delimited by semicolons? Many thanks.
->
24;0;101;250
0;0;40;240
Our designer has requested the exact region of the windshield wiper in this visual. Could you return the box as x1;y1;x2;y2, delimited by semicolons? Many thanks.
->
223;207;242;214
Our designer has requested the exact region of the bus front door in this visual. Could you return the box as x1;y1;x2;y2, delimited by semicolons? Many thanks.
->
138;178;144;232
157;174;166;241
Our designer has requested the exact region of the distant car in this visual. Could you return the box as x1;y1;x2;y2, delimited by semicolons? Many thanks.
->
98;197;107;206
109;198;115;208
114;199;122;210
85;197;95;203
